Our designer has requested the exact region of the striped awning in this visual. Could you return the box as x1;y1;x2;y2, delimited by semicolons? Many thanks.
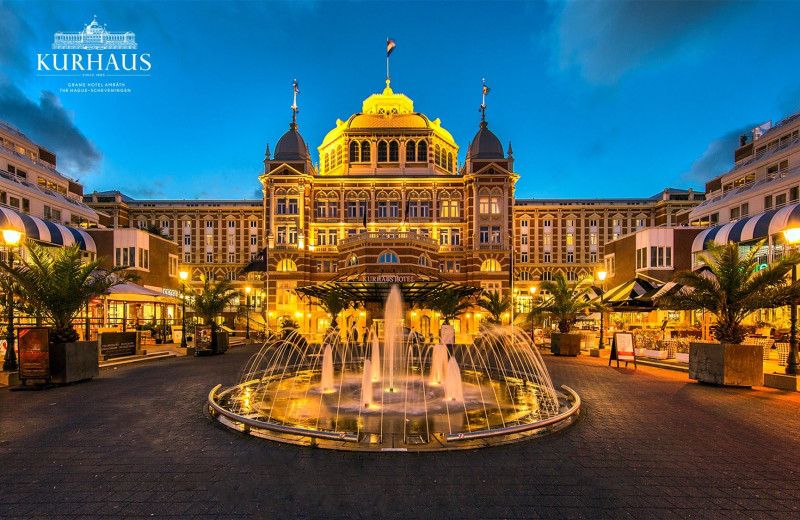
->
0;206;96;253
691;202;800;252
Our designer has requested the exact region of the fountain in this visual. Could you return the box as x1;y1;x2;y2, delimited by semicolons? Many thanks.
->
209;284;580;451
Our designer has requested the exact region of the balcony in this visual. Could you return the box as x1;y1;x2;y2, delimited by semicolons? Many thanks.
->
339;231;438;248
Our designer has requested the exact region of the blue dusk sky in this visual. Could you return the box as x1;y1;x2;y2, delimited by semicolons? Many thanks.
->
1;0;800;201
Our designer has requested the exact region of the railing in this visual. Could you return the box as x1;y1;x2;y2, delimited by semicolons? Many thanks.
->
339;231;438;248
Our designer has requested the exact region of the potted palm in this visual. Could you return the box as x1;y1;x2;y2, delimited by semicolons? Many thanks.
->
657;241;800;386
280;317;299;339
0;242;133;383
184;276;237;355
476;290;512;326
313;288;351;329
531;273;601;356
430;288;473;347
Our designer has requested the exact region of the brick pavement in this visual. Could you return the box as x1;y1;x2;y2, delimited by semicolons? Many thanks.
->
1;346;800;519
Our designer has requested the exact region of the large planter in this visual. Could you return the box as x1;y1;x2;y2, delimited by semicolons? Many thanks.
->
644;349;668;360
49;341;99;384
689;342;763;387
214;332;229;354
675;352;690;363
551;333;581;356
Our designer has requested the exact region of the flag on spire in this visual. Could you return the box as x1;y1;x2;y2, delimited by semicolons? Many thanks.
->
483;84;490;96
293;79;299;94
387;38;396;56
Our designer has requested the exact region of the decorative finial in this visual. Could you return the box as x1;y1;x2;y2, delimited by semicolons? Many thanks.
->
265;143;270;160
507;141;513;156
480;79;491;128
291;79;299;128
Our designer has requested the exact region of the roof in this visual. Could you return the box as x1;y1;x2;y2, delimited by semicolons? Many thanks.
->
0;206;96;253
273;123;308;161
468;122;504;159
691;202;800;252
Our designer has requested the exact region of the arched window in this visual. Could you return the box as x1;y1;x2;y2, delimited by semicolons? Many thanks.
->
348;255;359;266
361;140;371;162
541;271;553;282
518;271;532;281
435;145;441;167
277;259;297;272
417;141;427;162
481;259;500;272
336;145;343;166
377;141;388;162
389;141;399;162
447;152;453;172
418;254;430;267
324;153;330;172
566;271;578;282
406;140;416;162
349;141;359;163
378;251;399;263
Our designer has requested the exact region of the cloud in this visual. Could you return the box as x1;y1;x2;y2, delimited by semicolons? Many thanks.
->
128;181;166;199
0;2;35;78
681;124;757;183
0;81;102;174
549;0;741;84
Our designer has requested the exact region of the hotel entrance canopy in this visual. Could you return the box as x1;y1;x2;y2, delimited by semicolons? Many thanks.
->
691;202;800;252
295;278;481;305
0;206;96;253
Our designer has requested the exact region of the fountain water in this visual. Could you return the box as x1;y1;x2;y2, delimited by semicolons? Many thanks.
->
209;284;581;451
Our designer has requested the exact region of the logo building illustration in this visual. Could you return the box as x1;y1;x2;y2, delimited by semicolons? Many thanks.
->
52;15;136;50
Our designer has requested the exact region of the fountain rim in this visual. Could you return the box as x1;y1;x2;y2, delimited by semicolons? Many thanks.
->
207;382;581;448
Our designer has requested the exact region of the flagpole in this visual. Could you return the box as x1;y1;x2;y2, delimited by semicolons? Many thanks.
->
386;54;389;80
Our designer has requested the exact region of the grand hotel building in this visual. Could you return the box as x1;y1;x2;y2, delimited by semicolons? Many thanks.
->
83;82;704;336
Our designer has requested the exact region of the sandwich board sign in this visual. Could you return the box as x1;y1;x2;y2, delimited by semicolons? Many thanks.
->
609;331;637;369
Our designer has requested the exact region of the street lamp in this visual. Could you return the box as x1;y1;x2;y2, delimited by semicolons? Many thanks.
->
782;228;800;375
3;229;22;371
179;270;188;349
596;269;608;349
245;286;251;340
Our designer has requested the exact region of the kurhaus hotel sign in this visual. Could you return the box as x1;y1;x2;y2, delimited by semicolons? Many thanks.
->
360;274;416;283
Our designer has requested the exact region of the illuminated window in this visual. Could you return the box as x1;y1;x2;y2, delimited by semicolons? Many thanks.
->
348;255;358;266
566;233;574;246
481;259;500;271
518;271;532;281
418;254;430;267
277;259;297;271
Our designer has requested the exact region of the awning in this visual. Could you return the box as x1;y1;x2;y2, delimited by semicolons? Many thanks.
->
601;277;660;311
691;202;800;252
105;282;164;302
295;280;481;305
0;206;96;253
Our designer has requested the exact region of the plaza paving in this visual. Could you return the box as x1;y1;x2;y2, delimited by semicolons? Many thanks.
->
1;345;800;519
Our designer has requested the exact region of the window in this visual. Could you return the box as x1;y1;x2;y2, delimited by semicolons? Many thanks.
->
479;196;501;214
567;271;578;282
566;252;574;263
169;256;178;276
227;220;235;229
328;230;338;244
316;229;327;246
741;203;749;218
347;201;357;218
566;233;574;246
491;226;501;244
184;235;191;246
277;227;286;244
419;201;430;218
518;271;532;281
479;226;489;244
226;271;236;281
328;202;338;218
440;200;459;218
277;199;287;214
521;219;529;228
288;227;297;244
358;202;367;219
543;219;552;228
377;201;387;218
636;219;646;228
206;252;213;263
439;229;449;245
590;251;597;263
566;219;575;228
521;251;528;263
348;255;358;266
451;229;460;246
349;141;359;163
417;141;427;161
377;141;388;162
541;271;552;281
250;220;257;228
612;219;621;227
521;234;528;245
589;219;598;227
543;235;551;246
408;201;419;218
791;188;799;203
481;259;500;271
206;234;213;246
389;201;399;218
730;207;740;221
287;198;298;214
228;252;235;263
206;220;213;228
406;140;416;162
250;235;257;246
777;193;787;207
710;213;719;225
277;259;297;271
765;195;773;210
418;255;430;267
360;141;370;162
590;233;597;245
543;252;551;263
184;252;191;263
115;246;136;267
389;141;399;162
317;202;327;218
378;251;399;263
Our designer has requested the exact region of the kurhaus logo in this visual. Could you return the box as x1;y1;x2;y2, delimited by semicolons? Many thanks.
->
36;15;151;76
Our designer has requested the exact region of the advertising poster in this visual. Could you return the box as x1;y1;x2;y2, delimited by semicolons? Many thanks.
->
18;328;50;380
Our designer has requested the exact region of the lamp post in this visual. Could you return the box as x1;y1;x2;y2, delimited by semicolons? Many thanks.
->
529;286;537;342
179;270;188;349
596;269;608;349
3;229;22;371
245;286;251;341
782;228;800;375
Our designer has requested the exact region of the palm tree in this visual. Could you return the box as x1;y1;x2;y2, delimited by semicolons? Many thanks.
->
314;288;351;328
185;276;238;352
531;273;599;333
429;288;472;324
0;242;134;344
476;290;512;325
657;241;800;344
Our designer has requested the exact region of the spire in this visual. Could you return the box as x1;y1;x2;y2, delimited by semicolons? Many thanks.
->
264;143;270;160
479;78;490;129
507;141;513;156
291;78;299;128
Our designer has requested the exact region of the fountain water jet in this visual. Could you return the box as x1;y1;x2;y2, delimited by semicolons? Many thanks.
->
209;283;581;451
